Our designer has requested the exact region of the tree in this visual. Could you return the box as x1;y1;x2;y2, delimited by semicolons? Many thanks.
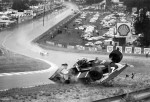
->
23;0;30;8
0;6;3;11
23;0;29;4
133;8;150;47
120;0;150;47
122;0;150;11
30;0;38;6
85;0;103;4
2;0;11;3
12;0;29;11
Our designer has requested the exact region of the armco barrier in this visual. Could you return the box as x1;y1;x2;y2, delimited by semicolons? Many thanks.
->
46;41;55;45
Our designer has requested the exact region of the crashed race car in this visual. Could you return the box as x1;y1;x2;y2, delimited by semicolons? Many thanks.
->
49;49;133;84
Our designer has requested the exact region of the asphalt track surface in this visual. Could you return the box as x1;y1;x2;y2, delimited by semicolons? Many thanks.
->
0;2;78;90
0;2;142;91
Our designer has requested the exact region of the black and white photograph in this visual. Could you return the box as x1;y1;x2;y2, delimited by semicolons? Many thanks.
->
0;0;150;102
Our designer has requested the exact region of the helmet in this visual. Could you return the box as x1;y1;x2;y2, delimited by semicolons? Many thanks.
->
109;48;123;63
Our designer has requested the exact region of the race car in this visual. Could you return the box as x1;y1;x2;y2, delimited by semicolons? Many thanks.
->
40;51;49;56
49;49;133;84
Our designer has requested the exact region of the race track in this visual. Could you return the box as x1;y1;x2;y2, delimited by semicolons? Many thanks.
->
0;2;141;91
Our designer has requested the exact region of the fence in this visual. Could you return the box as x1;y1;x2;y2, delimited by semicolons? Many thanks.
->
45;41;150;55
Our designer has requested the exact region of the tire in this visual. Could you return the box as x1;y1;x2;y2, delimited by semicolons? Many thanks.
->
89;70;103;81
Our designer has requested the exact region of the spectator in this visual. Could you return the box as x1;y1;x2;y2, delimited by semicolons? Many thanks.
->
131;73;135;79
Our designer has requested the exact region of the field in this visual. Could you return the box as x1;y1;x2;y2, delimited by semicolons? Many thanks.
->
0;48;50;73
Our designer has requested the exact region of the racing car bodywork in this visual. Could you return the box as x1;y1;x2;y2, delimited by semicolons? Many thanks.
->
49;49;133;84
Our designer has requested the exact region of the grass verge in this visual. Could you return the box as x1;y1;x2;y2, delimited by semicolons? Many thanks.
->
0;48;50;73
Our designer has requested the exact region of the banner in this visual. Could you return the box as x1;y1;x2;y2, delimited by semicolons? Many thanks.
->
125;47;132;54
144;48;150;54
89;47;97;52
116;46;122;53
67;45;75;49
76;45;85;50
107;46;113;53
134;47;141;54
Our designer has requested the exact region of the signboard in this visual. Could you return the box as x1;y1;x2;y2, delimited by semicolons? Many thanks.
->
107;46;113;53
117;23;131;37
144;48;150;54
67;45;75;49
125;47;132;54
116;46;122;53
46;41;54;45
57;44;63;47
134;47;141;54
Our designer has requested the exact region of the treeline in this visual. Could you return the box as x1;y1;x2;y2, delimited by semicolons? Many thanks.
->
1;0;41;11
81;0;112;7
119;0;150;47
12;0;30;11
85;0;103;4
120;0;150;11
